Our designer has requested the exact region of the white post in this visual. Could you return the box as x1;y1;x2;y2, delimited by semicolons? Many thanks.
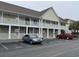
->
30;17;31;26
17;15;19;25
39;19;40;26
1;11;3;23
58;22;60;34
26;27;28;34
53;29;55;38
40;18;43;38
40;28;43;38
18;27;20;39
39;28;40;37
9;25;11;39
58;29;60;34
17;15;20;39
47;29;49;39
33;28;34;34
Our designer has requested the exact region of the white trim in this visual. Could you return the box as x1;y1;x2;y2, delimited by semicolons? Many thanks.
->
17;15;19;25
18;26;20;39
30;17;31;26
1;11;3;23
47;28;49;38
9;25;11;39
26;27;28;34
40;28;43;38
53;29;55;38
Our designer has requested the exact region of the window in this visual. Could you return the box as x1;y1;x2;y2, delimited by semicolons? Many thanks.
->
25;17;30;25
32;19;39;25
61;23;66;26
52;21;58;25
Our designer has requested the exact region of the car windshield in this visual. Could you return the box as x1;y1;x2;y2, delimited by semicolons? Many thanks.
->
30;35;38;38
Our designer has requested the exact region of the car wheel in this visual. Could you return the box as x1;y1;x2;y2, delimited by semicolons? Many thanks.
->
67;37;69;40
39;42;42;45
29;41;33;44
56;36;59;39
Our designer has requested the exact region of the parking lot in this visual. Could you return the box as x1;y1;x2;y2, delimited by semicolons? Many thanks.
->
0;39;67;52
0;38;79;57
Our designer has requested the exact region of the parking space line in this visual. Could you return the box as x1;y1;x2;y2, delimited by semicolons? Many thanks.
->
16;46;23;48
0;43;8;50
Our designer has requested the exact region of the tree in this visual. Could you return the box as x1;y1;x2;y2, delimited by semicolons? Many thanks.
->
69;21;79;34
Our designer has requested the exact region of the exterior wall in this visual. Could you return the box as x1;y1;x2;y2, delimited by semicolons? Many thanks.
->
11;26;19;39
41;8;60;22
49;29;53;39
19;16;26;25
28;27;39;35
65;20;73;33
0;25;9;39
0;11;2;22
19;27;26;39
0;8;70;40
3;13;18;24
43;28;47;39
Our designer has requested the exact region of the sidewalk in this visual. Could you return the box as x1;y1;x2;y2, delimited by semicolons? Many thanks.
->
0;39;22;43
0;38;57;43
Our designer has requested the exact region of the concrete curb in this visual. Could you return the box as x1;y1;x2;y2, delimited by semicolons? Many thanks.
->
0;38;57;43
0;39;22;43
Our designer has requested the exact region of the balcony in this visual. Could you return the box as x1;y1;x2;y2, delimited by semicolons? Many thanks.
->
31;22;39;26
60;26;66;29
3;17;18;24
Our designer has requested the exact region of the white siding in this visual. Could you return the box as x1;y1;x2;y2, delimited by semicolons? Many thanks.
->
41;8;60;22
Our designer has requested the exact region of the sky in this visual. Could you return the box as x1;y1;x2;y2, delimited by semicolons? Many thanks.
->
2;1;79;21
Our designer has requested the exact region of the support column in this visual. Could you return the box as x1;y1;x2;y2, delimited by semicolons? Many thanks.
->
30;17;31;26
47;29;49;39
58;22;60;34
53;29;55;38
40;28;43;38
33;28;34;34
39;28;41;37
17;15;19;25
1;11;3;23
26;27;28;34
9;25;11;39
18;27;20;39
39;28;40;37
58;29;60;34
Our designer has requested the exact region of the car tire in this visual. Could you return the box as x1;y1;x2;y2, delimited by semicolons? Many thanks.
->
56;36;59;39
29;41;33;44
39;42;42;45
67;37;69;40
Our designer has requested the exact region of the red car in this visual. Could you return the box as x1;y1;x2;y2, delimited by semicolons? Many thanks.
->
56;33;74;40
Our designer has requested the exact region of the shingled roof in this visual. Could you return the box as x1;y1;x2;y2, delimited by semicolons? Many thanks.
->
0;1;66;23
0;1;41;17
0;1;59;18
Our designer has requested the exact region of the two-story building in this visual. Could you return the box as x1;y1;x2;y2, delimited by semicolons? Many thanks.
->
0;1;70;41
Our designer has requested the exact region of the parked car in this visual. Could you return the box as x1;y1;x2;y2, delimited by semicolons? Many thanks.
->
56;33;74;40
22;34;43;44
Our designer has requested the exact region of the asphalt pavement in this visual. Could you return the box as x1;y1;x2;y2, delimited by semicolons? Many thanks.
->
0;38;79;57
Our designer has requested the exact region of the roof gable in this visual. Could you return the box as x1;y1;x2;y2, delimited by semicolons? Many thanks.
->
40;7;60;22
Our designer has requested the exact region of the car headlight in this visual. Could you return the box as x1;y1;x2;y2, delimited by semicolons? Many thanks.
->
33;39;37;41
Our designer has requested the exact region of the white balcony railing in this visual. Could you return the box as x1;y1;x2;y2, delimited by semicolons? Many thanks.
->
31;22;39;26
3;18;18;24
